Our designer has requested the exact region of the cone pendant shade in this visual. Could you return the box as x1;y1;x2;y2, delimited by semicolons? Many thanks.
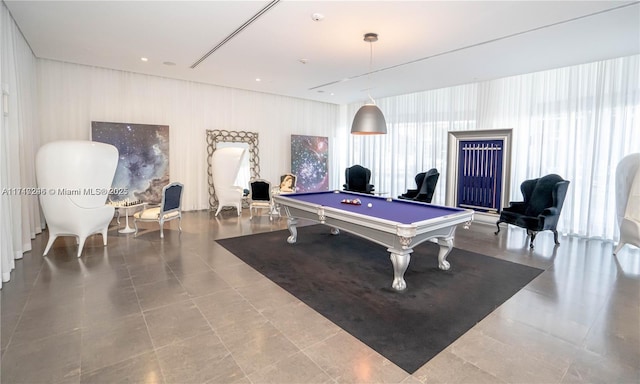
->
351;32;387;135
351;104;387;135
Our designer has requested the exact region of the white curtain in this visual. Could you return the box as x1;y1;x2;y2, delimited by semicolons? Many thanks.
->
1;57;339;288
36;60;340;212
343;84;478;202
0;3;41;289
343;55;640;241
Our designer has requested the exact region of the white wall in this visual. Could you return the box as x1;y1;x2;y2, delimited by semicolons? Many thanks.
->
36;59;341;211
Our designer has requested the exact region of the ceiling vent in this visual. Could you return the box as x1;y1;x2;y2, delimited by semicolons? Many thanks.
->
191;0;280;69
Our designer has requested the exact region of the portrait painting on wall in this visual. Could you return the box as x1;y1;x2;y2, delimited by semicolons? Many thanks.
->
291;135;329;192
91;121;169;203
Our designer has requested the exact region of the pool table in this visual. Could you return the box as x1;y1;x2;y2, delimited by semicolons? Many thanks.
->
272;190;474;291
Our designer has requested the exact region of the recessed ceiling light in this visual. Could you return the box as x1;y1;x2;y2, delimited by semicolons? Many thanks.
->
141;57;148;62
299;58;309;64
255;78;261;82
311;13;324;21
163;61;176;66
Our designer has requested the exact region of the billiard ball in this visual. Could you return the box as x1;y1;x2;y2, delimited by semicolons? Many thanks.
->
367;203;373;208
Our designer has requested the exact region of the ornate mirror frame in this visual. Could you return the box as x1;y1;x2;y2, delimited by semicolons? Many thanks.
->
206;129;260;211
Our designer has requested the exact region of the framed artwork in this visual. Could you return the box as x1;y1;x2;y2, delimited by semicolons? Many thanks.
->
446;129;512;214
91;121;170;203
291;135;329;192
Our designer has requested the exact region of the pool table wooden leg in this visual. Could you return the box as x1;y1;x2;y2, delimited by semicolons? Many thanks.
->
435;237;453;270
389;249;413;291
286;218;298;244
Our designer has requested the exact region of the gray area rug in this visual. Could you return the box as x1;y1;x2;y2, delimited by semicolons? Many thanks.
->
217;225;543;373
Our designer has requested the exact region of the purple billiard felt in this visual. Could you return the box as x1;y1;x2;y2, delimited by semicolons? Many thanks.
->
283;191;465;224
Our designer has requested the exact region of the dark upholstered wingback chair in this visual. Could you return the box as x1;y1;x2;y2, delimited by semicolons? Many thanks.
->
399;168;439;203
495;174;570;248
343;165;375;194
399;172;426;200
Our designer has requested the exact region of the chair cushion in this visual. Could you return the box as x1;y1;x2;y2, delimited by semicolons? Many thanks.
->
515;215;542;230
250;180;271;201
500;210;543;230
498;210;521;223
351;176;368;191
135;207;180;220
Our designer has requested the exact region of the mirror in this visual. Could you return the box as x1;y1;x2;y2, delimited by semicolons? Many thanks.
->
206;130;260;211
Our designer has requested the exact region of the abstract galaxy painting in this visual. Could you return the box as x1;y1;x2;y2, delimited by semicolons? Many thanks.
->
91;121;169;203
291;135;328;192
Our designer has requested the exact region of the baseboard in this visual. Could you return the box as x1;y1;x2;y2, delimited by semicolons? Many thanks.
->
471;211;499;226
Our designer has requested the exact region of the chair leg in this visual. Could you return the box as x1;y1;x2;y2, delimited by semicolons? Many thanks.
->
76;236;87;258
494;221;502;235
178;216;182;233
529;231;537;248
43;235;57;256
553;230;560;245
101;228;109;246
159;219;164;239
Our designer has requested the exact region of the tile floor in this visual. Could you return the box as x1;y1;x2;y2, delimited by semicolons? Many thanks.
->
1;209;638;383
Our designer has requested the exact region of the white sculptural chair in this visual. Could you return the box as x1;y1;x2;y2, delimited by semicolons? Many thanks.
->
614;153;640;255
36;140;118;257
211;147;246;216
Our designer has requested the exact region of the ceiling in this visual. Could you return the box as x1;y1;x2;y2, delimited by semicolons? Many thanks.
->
5;1;640;105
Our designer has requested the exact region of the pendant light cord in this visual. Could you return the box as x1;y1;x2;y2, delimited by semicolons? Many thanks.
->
367;40;375;104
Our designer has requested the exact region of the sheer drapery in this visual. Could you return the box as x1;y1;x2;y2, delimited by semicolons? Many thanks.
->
0;3;41;288
344;55;640;241
345;84;478;202
1;54;338;288
477;56;639;239
36;60;340;212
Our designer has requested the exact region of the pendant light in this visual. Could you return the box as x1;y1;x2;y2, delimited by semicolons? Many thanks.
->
351;32;387;135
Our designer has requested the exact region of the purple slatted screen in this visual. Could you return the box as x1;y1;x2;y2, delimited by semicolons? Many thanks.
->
457;140;503;213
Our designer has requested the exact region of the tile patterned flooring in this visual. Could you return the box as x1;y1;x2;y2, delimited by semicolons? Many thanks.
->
1;210;638;383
